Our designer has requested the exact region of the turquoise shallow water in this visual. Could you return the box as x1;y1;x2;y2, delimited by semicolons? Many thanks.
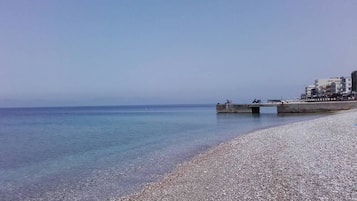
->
0;105;325;200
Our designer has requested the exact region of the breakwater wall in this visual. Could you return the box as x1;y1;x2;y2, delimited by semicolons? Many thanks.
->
216;104;255;113
216;101;357;113
277;101;357;113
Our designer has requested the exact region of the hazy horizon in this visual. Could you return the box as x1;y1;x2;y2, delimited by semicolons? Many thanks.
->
1;1;357;107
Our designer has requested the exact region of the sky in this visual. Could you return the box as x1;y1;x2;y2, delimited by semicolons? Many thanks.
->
1;0;357;107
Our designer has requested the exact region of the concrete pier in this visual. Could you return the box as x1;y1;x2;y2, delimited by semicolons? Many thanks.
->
277;101;357;113
216;103;279;113
216;101;357;113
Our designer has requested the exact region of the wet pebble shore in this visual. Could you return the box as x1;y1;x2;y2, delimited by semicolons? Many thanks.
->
118;110;357;201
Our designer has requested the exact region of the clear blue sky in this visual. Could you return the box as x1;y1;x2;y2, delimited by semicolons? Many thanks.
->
1;0;357;107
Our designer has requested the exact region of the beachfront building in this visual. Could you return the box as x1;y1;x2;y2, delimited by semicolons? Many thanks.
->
352;71;357;92
315;77;342;96
305;85;317;98
302;71;357;100
341;77;352;94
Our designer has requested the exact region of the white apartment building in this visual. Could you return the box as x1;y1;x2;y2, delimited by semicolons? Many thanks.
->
304;75;353;99
305;85;316;98
341;77;352;94
315;77;343;95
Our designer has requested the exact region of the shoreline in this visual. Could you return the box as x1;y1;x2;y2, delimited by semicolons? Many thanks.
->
117;110;357;200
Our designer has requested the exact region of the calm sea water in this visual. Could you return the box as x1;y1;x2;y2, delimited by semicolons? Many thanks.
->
0;104;324;200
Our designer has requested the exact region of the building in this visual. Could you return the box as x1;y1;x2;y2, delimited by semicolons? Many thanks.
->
341;77;352;94
303;71;357;100
314;77;342;96
352;71;357;92
305;85;316;98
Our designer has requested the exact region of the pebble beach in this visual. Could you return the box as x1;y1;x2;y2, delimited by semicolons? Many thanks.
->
118;110;357;201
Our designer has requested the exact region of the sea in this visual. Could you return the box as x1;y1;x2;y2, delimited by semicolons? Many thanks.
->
0;104;325;201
